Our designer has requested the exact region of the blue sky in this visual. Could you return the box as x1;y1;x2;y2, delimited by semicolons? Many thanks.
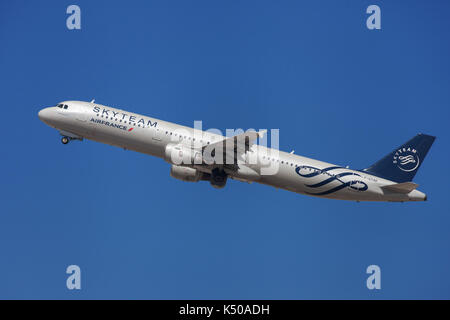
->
1;0;449;299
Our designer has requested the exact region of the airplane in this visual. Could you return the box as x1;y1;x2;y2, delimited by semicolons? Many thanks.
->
38;100;435;202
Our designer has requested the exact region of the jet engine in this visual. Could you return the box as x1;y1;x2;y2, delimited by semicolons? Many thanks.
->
170;165;206;182
164;144;202;165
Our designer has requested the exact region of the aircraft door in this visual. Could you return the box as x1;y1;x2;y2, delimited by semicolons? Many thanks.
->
151;127;163;143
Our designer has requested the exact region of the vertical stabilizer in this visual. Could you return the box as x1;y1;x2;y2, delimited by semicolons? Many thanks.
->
364;133;435;182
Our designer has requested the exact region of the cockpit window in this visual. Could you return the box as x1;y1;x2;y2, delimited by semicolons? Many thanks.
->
57;104;63;108
64;105;68;109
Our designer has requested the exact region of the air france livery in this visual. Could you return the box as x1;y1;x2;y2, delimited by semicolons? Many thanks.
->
38;101;435;202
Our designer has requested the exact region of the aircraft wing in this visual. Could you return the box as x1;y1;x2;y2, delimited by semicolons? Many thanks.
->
202;129;267;164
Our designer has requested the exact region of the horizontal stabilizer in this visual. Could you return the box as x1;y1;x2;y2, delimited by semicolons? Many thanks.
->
381;182;419;194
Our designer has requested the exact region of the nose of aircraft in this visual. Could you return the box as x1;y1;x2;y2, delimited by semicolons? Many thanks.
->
38;107;53;124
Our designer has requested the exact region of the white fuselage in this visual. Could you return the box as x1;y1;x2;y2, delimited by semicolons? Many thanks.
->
38;101;427;202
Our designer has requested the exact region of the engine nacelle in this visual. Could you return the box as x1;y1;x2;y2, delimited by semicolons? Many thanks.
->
170;165;204;182
164;144;202;165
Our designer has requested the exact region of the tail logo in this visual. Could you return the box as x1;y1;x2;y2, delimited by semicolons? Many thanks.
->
393;147;420;172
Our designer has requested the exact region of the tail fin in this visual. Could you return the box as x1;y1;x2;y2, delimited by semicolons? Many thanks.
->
363;133;436;183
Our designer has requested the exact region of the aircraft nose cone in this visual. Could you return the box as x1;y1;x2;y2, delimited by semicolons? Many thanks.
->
38;107;52;123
